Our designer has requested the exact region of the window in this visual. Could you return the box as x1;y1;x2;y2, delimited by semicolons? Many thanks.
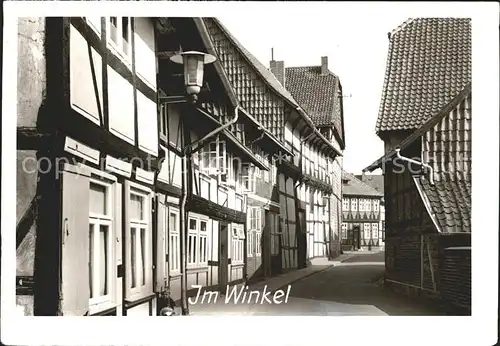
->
371;223;379;239
342;198;350;211
248;207;262;257
359;199;365;212
271;159;278;186
341;223;348;239
366;199;372;212
127;186;153;299
232;224;245;264
168;209;180;274
200;138;227;175
106;17;132;61
351;198;358;212
374;199;380;212
242;164;256;193
187;214;209;268
363;223;371;240
309;189;314;213
235;193;244;212
88;180;115;311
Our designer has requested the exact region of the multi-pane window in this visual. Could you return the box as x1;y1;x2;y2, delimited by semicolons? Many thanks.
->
232;224;245;264
107;17;132;61
309;189;314;213
373;199;380;212
128;188;151;296
363;223;371;240
200;138;227;175
248;207;262;257
126;183;153;301
168;209;180;274
359;199;365;212
187;214;209;268
341;223;348;239
351;198;358;212
271;158;278;186
242;164;256;193
371;223;379;239
342;198;350;211
366;199;372;212
89;180;114;310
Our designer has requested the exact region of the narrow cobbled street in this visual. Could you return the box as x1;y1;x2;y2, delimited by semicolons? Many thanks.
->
190;251;446;316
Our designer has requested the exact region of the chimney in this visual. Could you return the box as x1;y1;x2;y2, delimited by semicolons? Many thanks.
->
270;48;285;87
321;56;328;75
270;60;285;87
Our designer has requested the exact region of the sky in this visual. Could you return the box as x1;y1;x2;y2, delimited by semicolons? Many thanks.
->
217;9;411;175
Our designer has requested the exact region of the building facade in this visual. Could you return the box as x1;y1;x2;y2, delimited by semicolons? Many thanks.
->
364;18;471;311
281;56;346;260
356;173;386;249
15;16;345;316
341;171;384;251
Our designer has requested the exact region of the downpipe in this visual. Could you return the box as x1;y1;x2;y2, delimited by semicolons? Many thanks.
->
395;148;434;185
178;105;240;315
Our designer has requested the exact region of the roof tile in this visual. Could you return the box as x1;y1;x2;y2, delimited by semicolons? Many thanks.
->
376;18;471;134
415;174;471;233
285;66;344;142
342;171;384;197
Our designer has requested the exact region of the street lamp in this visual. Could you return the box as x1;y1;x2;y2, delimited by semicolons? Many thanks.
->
168;50;216;315
170;51;216;102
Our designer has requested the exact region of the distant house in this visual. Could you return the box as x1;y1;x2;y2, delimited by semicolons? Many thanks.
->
270;56;346;260
364;18;471;311
341;171;384;251
356;173;386;249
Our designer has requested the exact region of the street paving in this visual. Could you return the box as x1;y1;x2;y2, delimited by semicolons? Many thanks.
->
189;251;446;316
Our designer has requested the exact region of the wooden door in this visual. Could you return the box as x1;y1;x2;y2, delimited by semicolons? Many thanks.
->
218;222;229;292
297;210;307;268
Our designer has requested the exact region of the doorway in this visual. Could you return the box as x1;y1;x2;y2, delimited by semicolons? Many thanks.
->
353;226;361;250
297;210;307;268
218;222;229;292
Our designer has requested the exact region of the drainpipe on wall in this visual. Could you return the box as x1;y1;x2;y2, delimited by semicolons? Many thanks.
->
178;105;240;316
395;149;434;185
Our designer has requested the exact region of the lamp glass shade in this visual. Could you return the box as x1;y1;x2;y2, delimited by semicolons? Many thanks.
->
183;54;205;93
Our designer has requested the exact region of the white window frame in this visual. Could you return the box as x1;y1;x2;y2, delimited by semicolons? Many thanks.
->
371;223;379;239
126;182;153;301
366;199;372;212
359;198;365;212
186;213;209;269
341;223;348;239
342;198;350;211
200;138;227;176
88;176;116;313
106;17;132;66
373;199;380;212
351;198;358;212
363;223;371;240
168;207;181;275
231;223;245;265
242;163;256;193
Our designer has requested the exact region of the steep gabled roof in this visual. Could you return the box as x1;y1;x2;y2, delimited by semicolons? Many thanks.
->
203;18;341;157
285;66;345;145
342;171;384;197
376;18;471;135
355;174;384;194
413;173;471;233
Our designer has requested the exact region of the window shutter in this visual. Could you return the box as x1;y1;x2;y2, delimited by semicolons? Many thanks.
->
155;194;167;293
60;164;91;316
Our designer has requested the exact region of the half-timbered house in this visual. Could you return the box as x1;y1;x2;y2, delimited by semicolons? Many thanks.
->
364;18;471;311
154;18;273;311
17;17;161;316
356;173;386;249
341;171;384;251
281;57;346;259
200;18;343;277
